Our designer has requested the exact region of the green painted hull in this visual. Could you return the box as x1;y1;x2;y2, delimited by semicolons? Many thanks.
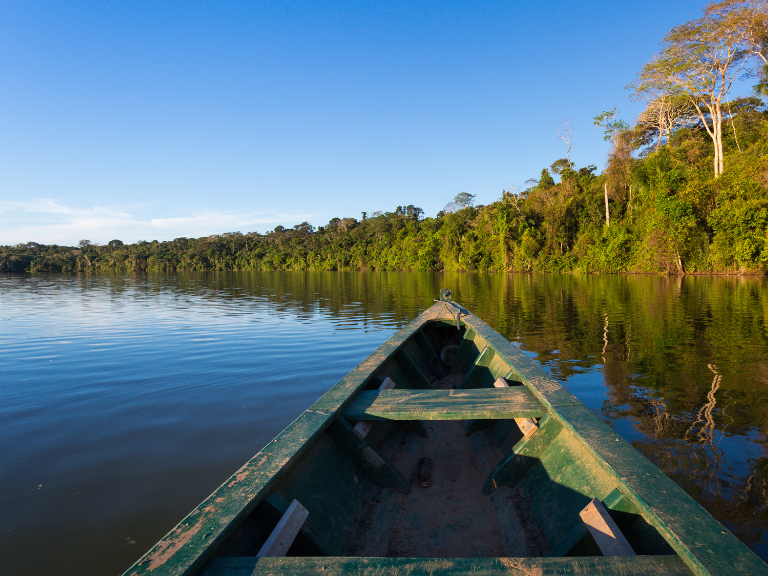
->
123;297;768;576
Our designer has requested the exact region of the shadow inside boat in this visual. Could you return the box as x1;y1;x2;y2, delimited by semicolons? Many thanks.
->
212;425;676;562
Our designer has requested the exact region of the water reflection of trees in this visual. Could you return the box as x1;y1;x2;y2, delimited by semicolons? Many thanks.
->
445;272;768;555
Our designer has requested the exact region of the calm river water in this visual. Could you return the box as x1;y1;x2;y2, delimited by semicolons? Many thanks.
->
2;272;768;574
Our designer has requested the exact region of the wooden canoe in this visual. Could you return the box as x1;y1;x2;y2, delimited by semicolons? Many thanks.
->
123;291;768;576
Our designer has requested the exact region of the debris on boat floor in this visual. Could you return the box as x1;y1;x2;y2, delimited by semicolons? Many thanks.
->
417;457;433;488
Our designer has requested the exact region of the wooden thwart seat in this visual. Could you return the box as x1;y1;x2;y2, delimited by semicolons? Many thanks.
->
548;496;636;558
464;376;541;437
256;499;309;557
580;498;636;557
493;377;539;438
342;387;546;421
353;377;396;439
327;417;410;494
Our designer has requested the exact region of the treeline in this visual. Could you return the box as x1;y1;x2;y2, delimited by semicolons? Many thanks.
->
3;109;768;273
2;112;768;274
1;125;766;275
4;1;768;275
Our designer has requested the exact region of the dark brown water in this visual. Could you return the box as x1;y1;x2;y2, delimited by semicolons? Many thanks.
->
2;272;767;574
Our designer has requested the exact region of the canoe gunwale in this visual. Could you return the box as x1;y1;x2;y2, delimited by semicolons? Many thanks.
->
201;554;692;575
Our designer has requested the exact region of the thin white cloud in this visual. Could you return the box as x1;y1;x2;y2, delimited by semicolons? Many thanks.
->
0;200;315;246
149;211;302;229
0;199;130;218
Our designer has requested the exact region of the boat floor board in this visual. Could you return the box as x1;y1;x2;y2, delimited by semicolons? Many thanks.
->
326;417;410;494
342;388;546;421
344;421;524;558
201;555;693;576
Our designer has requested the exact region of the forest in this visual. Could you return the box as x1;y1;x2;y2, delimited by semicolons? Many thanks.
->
4;0;768;275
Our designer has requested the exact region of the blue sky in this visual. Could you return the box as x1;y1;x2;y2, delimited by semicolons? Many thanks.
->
0;0;721;245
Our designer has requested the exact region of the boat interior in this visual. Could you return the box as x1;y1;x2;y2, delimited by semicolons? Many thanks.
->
209;319;679;563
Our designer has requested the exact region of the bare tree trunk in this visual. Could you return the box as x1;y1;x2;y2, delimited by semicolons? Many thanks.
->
558;119;573;168
712;109;720;178
716;103;724;175
712;127;720;177
691;99;722;177
714;107;720;176
604;183;610;227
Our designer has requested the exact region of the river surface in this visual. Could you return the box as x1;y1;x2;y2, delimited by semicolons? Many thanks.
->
2;271;768;574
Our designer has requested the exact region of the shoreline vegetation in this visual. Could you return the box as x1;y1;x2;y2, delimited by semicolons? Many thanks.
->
5;1;768;276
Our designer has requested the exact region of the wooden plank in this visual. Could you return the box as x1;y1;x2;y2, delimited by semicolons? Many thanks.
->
255;499;308;557
262;494;329;556
516;417;538;439
493;377;508;387
200;555;692;576
580;498;636;557
343;387;546;421
483;414;563;494
457;345;494;389
326;417;410;494
451;327;478;370
414;329;438;361
603;487;627;510
493;376;539;439
548;490;632;557
352;377;396;439
394;348;432;389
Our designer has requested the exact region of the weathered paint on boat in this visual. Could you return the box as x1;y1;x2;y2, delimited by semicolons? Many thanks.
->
123;294;768;576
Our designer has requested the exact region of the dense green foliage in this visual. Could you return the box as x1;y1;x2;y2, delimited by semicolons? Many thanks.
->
4;107;768;276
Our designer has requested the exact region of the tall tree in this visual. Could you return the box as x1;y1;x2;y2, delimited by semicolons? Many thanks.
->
633;91;695;151
537;168;556;188
630;0;768;177
454;192;476;208
557;118;574;167
594;108;630;226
